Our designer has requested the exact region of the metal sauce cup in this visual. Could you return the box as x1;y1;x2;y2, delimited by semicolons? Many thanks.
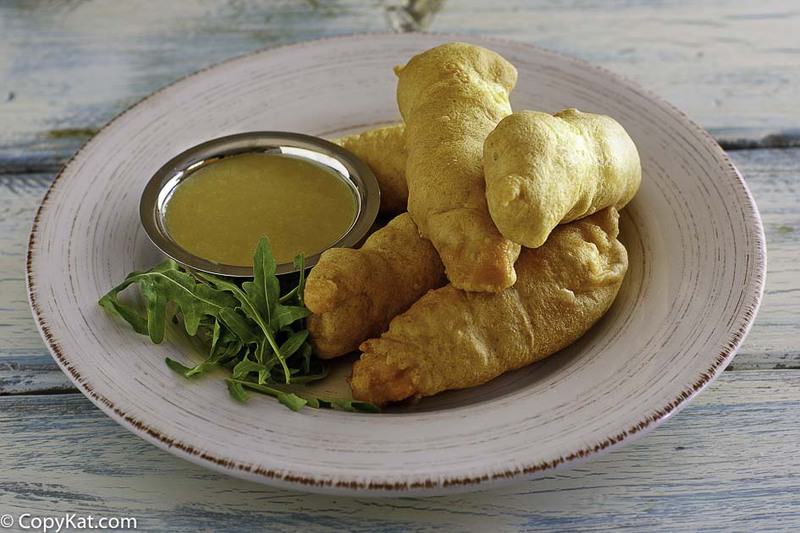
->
140;131;380;277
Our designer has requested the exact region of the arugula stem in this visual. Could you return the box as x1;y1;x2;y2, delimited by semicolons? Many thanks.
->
278;287;297;304
129;271;227;312
99;240;363;413
197;272;292;383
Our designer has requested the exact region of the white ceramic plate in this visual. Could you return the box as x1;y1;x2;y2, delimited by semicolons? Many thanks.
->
27;33;765;495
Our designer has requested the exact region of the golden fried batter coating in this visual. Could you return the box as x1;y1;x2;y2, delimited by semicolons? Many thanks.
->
484;109;641;248
351;208;628;405
335;124;408;215
306;213;446;359
395;42;521;292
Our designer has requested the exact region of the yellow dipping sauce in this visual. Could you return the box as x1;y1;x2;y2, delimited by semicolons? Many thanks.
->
164;152;357;266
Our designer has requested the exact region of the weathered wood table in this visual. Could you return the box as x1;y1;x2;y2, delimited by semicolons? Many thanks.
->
2;2;798;530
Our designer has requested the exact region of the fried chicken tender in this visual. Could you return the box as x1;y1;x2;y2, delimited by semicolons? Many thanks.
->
484;109;641;248
351;208;628;405
335;124;408;215
306;213;446;358
395;42;521;292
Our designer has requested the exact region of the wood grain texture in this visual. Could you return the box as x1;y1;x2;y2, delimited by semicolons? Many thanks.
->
0;0;394;161
425;0;800;146
727;149;800;370
0;174;48;351
1;370;799;531
2;0;799;166
0;173;75;393
2;148;795;395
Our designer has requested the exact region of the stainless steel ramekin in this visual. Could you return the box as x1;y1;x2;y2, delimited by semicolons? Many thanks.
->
140;131;380;277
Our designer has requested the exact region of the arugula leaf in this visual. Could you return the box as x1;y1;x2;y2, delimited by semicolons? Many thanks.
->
279;254;307;306
209;319;221;355
226;379;249;403
229;379;379;413
242;238;280;325
278;392;309;412
197;272;290;382
232;357;266;380
185;358;220;378
271;304;310;331
303;396;380;413
216;307;259;344
99;261;238;343
166;355;221;379
228;379;308;411
279;330;309;359
286;365;328;384
99;285;148;336
165;357;195;376
295;341;314;374
99;237;372;413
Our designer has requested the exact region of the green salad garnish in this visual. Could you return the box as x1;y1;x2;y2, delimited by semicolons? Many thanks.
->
99;238;378;413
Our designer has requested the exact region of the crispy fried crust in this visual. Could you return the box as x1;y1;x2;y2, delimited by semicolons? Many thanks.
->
395;42;521;292
483;109;641;248
306;213;446;358
335;124;408;215
351;208;628;405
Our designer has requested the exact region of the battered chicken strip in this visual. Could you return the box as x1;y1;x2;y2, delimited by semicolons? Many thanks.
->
484;109;641;248
334;124;408;215
306;213;446;358
396;42;521;292
351;208;628;405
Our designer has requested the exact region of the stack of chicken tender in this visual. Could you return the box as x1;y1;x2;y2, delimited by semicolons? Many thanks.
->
306;42;641;406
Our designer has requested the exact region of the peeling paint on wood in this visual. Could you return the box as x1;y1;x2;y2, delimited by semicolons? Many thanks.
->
1;371;799;530
0;0;396;153
0;174;50;388
2;0;799;156
0;355;74;395
715;128;800;150
426;0;800;135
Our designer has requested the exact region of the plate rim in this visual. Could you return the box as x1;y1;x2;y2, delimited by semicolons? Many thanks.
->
25;31;767;495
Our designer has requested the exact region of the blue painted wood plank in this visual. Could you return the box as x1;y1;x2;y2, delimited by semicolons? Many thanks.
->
2;0;799;163
0;0;401;159
0;370;798;530
428;0;800;138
